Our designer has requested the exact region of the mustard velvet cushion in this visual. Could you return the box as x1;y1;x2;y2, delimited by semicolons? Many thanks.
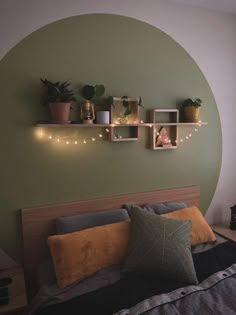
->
47;220;130;288
162;206;216;245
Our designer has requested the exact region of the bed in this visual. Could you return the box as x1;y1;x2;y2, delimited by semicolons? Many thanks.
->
21;186;236;315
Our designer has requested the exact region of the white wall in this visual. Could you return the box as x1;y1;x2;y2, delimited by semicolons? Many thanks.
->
1;0;236;223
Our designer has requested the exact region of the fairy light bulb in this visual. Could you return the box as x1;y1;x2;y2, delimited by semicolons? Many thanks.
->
74;141;78;145
66;141;69;145
48;135;52;140
105;128;109;133
99;134;103;138
194;128;198;132
185;136;189;140
189;133;192;137
36;129;44;139
83;140;87;144
57;138;60;142
92;137;95;141
140;120;144;124
180;139;183;142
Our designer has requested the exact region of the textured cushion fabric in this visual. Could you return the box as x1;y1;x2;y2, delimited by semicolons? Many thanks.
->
162;206;216;246
48;220;130;288
144;202;187;214
56;208;129;234
122;205;198;285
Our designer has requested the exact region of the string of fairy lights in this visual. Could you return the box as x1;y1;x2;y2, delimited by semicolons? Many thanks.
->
35;122;203;146
35;128;110;145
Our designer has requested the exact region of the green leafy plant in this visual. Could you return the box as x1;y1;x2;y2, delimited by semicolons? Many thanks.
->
81;84;105;101
110;96;143;116
182;98;202;108
40;78;77;104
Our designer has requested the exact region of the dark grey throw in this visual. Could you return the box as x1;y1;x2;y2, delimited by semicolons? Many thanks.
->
116;263;236;315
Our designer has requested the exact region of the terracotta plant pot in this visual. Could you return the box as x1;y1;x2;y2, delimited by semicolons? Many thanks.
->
183;106;200;123
49;102;71;124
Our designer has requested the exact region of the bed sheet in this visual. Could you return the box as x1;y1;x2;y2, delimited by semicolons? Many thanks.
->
27;234;231;315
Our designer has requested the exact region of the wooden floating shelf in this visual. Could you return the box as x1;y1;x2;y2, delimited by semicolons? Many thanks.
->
111;137;138;142
154;146;178;150
35;122;207;127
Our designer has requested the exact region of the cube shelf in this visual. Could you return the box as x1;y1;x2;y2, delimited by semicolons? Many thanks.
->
150;109;179;150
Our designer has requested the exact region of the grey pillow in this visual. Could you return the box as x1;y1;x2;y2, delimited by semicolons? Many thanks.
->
144;202;187;214
122;205;198;284
56;208;129;234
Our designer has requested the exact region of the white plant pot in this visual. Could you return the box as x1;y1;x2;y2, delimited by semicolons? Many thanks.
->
96;111;110;124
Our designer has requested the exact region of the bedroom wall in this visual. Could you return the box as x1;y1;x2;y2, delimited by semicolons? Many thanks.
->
0;0;235;261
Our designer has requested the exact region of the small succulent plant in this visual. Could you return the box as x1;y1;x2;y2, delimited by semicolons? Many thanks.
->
40;78;77;103
182;98;202;107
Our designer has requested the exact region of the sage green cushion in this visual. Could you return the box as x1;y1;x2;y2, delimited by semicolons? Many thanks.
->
123;205;198;284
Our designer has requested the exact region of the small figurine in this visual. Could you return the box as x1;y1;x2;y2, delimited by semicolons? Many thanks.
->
156;127;172;147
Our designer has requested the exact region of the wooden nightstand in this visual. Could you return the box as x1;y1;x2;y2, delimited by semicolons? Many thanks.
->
212;223;236;242
0;267;27;314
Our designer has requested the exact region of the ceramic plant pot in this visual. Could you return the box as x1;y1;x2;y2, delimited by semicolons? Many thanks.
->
183;106;200;123
49;102;71;124
96;111;110;124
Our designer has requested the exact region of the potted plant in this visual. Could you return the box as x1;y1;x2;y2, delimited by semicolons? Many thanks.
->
182;98;202;123
40;78;77;124
110;96;143;124
80;84;106;124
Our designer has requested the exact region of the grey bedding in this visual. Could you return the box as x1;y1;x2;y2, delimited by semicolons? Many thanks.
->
28;265;122;315
28;234;227;315
116;263;236;315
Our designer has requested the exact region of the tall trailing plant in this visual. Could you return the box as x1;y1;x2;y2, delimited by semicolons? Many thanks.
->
121;96;143;116
109;96;143;117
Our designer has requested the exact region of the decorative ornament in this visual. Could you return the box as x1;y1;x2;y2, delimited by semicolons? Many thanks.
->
156;127;172;147
80;100;95;124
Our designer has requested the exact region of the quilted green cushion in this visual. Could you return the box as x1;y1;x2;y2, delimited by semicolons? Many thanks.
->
123;205;198;284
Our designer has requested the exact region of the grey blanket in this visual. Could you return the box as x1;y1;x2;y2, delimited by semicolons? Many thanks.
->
115;263;236;315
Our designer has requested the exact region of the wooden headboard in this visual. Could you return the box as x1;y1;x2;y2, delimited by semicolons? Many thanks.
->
21;185;200;300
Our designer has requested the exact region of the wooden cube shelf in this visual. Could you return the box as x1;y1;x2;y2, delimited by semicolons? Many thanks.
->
110;97;140;142
150;109;179;150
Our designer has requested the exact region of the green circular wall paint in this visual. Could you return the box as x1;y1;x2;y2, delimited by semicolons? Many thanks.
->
0;14;221;259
